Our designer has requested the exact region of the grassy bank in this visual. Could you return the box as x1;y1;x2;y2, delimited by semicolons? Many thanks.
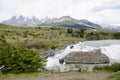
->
1;71;111;80
93;63;120;80
0;24;120;80
0;24;83;51
0;72;38;79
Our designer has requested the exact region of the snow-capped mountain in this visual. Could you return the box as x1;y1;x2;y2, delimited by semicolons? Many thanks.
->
1;15;120;31
95;22;120;31
41;16;101;29
2;15;42;26
1;15;101;29
2;15;56;26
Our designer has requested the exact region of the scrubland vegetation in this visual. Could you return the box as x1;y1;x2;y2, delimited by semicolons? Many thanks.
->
0;35;46;74
0;24;120;51
0;24;120;79
93;63;120;80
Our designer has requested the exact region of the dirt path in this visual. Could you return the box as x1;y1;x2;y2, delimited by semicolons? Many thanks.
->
3;71;111;80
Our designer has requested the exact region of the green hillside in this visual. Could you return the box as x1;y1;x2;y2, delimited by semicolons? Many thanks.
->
0;24;120;51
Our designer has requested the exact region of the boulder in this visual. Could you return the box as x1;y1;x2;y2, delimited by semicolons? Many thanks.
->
65;49;109;64
70;45;74;49
59;58;65;64
40;48;65;58
40;50;55;58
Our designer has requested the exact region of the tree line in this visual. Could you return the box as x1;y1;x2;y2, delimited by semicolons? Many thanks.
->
67;28;120;40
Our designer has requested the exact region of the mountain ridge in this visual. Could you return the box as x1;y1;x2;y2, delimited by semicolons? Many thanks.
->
1;15;120;31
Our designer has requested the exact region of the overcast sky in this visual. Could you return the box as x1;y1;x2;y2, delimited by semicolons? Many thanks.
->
0;0;120;25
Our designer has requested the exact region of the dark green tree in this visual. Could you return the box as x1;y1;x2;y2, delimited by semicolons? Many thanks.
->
79;29;85;38
67;28;73;34
113;32;120;39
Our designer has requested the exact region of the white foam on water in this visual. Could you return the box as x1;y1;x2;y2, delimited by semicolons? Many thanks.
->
46;42;95;70
46;40;120;71
100;44;120;63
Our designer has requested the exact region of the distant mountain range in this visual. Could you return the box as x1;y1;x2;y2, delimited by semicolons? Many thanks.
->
1;15;120;31
2;16;42;26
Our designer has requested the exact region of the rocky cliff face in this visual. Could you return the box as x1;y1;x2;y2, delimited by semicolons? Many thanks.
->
65;49;109;64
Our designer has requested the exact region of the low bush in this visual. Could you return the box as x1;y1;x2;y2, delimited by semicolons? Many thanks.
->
110;63;120;72
93;63;120;72
109;71;120;80
93;65;104;71
0;37;46;74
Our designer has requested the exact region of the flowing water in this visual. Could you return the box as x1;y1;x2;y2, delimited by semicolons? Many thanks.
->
46;40;120;71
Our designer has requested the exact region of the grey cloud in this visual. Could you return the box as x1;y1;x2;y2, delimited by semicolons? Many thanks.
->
0;0;120;25
92;5;120;12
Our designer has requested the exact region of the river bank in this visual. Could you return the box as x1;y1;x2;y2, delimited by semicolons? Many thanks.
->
2;71;111;80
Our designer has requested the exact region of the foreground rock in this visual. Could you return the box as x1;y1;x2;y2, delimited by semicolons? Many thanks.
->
65;49;109;64
40;46;66;58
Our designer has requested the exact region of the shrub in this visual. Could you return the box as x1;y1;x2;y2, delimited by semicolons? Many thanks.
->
0;44;46;74
79;29;85;38
110;63;120;72
113;32;120;39
93;63;120;72
109;71;120;80
67;28;73;34
0;35;7;44
93;65;103;71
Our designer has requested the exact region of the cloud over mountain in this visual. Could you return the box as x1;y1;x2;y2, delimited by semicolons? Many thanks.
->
0;0;120;25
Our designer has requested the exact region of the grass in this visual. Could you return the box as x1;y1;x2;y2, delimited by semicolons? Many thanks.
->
93;63;120;72
92;63;120;80
0;24;83;51
0;70;111;80
0;72;38;79
67;78;87;80
108;71;120;80
1;23;120;52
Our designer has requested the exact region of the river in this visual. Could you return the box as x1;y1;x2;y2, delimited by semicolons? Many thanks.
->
46;40;120;71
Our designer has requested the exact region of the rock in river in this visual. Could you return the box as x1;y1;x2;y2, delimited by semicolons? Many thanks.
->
65;49;109;64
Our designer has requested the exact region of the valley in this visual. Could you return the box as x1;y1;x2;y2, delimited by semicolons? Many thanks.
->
1;0;120;80
0;24;120;80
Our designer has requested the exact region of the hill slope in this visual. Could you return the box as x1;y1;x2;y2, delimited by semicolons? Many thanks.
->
40;16;101;29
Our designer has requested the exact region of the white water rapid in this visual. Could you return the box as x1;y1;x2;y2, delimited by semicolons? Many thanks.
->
46;40;120;71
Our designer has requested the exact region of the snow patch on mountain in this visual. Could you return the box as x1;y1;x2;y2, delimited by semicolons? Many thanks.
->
95;22;120;29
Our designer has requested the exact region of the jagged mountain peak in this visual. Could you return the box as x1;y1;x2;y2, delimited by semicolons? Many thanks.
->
2;15;41;26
